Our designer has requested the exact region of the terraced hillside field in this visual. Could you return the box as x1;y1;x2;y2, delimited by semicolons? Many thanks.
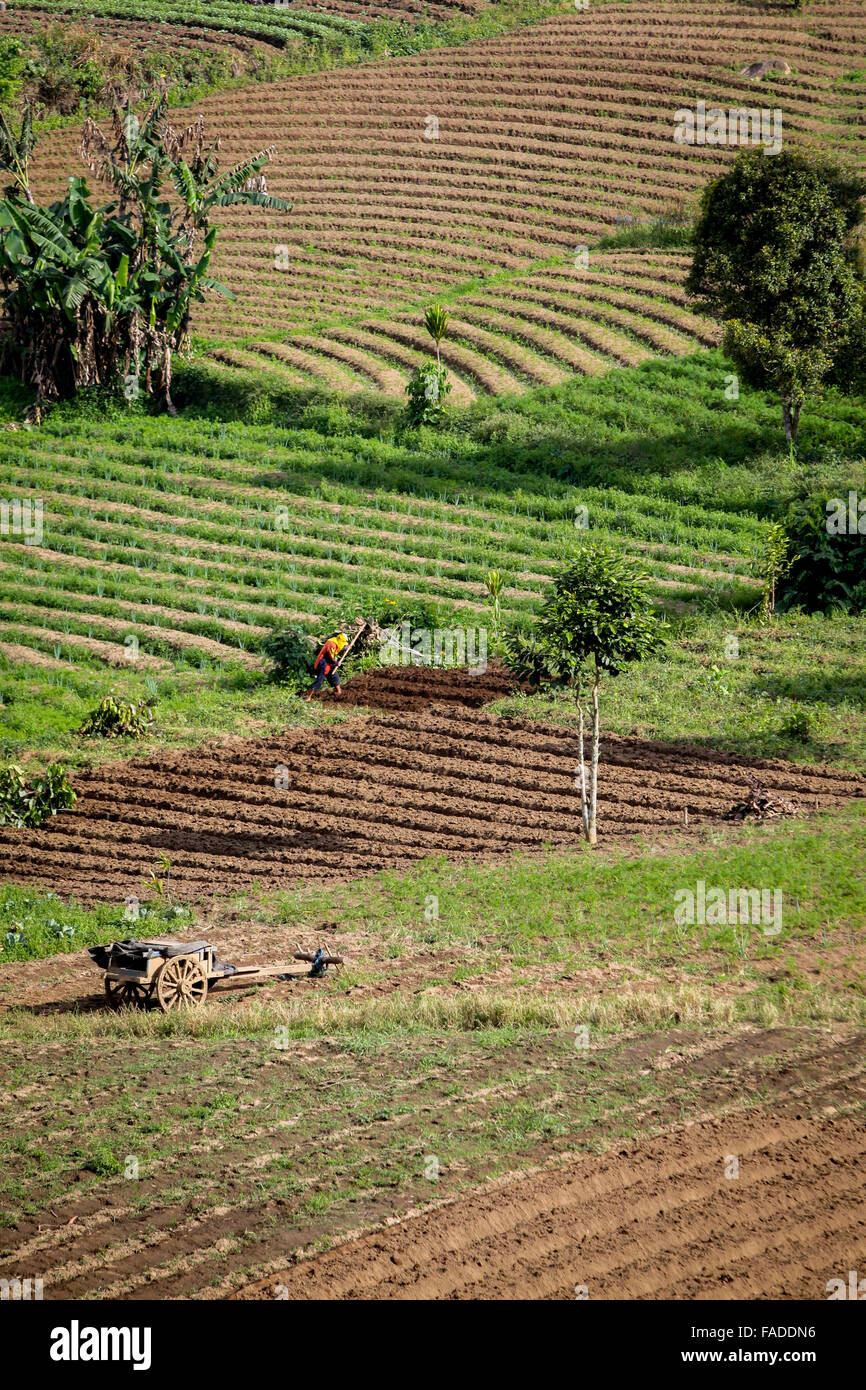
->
0;9;280;81
0;363;774;675
280;0;492;19
213;249;721;402
27;0;866;399
5;0;491;40
1;0;370;52
3;698;864;904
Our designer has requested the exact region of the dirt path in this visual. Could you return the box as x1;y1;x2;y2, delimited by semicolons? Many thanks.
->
238;1108;866;1301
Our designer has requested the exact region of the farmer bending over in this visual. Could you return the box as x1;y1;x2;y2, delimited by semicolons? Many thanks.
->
304;632;348;702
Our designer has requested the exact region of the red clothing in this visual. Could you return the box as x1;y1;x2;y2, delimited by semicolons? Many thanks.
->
315;639;341;671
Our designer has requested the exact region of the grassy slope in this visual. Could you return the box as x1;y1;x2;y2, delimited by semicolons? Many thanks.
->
1;351;864;770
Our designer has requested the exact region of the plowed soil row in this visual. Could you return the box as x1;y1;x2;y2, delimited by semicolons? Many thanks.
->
295;0;490;18
240;1105;866;1301
323;660;516;710
2;668;863;905
2;1026;863;1300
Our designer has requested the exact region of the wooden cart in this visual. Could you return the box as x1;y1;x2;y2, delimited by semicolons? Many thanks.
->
87;938;343;1012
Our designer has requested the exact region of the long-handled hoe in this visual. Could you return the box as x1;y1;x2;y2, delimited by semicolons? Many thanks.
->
332;617;372;675
306;617;376;702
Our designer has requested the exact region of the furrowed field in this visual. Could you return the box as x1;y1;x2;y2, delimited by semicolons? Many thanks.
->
0;0;865;1311
23;2;866;397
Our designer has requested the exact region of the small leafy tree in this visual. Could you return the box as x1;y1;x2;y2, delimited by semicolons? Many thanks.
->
686;150;866;447
504;547;664;845
757;522;797;621
0;96;291;411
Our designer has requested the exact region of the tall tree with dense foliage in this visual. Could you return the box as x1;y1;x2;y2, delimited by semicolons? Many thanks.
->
0;97;291;412
686;150;866;447
503;546;664;845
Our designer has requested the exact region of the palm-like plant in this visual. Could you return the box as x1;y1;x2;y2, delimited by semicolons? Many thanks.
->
484;568;504;643
424;302;448;368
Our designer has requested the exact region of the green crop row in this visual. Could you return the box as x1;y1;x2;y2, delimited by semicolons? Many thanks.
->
0;350;863;766
10;0;367;49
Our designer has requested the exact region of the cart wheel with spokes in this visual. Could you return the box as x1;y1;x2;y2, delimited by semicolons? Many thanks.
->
156;955;208;1012
104;978;151;1009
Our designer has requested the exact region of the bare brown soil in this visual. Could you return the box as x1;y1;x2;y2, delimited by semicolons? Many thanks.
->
1;1025;863;1300
2;668;863;906
0;642;73;672
238;1104;866;1300
321;659;516;710
308;0;490;19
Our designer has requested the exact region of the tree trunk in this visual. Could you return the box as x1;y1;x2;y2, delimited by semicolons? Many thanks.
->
161;340;177;416
577;700;590;838
782;399;802;446
588;671;600;846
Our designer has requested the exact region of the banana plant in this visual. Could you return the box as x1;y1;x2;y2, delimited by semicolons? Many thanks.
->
0;96;292;411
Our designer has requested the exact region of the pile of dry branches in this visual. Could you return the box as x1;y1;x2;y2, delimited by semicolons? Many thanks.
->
725;773;802;821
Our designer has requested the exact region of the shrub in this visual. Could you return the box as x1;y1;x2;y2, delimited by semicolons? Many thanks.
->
0;762;76;827
777;496;866;614
263;627;316;683
406;361;451;427
76;695;155;737
0;37;23;108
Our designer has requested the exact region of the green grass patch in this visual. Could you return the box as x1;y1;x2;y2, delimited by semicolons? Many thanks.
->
0;885;194;963
271;802;866;958
3;804;863;1021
